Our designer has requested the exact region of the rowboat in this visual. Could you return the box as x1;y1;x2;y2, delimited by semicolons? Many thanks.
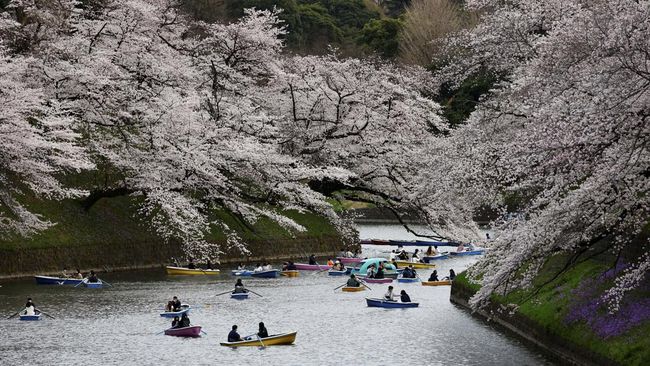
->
220;331;297;347
19;314;41;321
450;249;486;256
160;304;191;318
231;270;253;276
350;258;398;278
328;270;348;276
360;277;392;284
422;280;452;286
422;254;449;262
251;269;280;278
231;292;249;300
83;279;103;288
394;261;436;269
293;263;331;271
342;286;366;292
397;277;421;283
336;257;363;264
165;266;220;275
366;298;419;308
34;275;83;286
164;325;202;337
281;270;299;277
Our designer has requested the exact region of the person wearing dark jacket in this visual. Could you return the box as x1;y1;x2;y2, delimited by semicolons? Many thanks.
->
428;270;439;282
346;274;361;287
375;265;385;279
400;290;411;303
172;296;182;311
308;255;317;265
257;322;269;338
178;313;190;328
87;270;99;283
171;316;180;328
228;325;242;342
233;279;248;293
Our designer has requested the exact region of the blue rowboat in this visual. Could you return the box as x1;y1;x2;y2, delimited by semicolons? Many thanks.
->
450;249;485;256
422;254;449;262
34;275;83;286
366;298;419;308
397;277;420;283
83;280;103;288
231;270;253;276
251;269;280;278
19;314;41;321
231;292;249;300
160;305;191;318
328;270;347;276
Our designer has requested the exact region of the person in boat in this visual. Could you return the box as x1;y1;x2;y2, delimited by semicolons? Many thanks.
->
346;274;361;287
187;259;196;269
172;296;182;311
444;269;456;281
233;279;248;293
253;263;262;272
398;249;409;260
87;270;99;283
391;259;399;269
366;264;376;279
23;298;36;315
165;301;174;312
425;246;435;256
412;249;421;262
456;243;465;253
75;269;83;279
206;260;213;270
61;267;70;278
375;263;385;279
400;290;412;303
237;263;246;270
486;233;491;240
337;261;346;271
286;261;297;270
308;255;317;265
281;262;289;271
178;313;190;328
402;266;413;279
228;325;242;342
389;250;397;261
384;286;396;301
327;258;334;267
171;316;180;328
257;322;269;338
264;262;273;271
428;270;439;282
467;243;476;251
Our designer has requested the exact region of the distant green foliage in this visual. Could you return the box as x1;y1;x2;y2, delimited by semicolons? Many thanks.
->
358;18;403;58
436;71;497;127
379;0;411;17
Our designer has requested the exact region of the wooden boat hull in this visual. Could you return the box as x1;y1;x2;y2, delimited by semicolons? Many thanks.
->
422;254;449;262
160;305;191;318
366;298;419;308
231;292;249;300
394;261;436;269
281;270;299;277
337;257;363;264
251;270;280;278
20;314;41;321
397;277;421;283
422;280;452;286
294;263;331;271
450;250;485;256
34;275;83;286
342;286;366;292
220;331;297;347
164;325;202;337
166;266;220;275
231;270;253;276
360;277;393;284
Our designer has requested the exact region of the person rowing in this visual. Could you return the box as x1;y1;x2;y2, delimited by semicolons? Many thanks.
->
428;270;439;281
228;325;242;342
86;270;99;283
425;245;435;256
171;316;180;328
187;259;196;269
23;298;37;316
257;322;268;338
206;259;213;270
233;279;248;294
384;286;396;301
346;274;361;287
308;254;317;265
177;313;190;328
375;264;385;279
443;269;456;281
75;269;83;279
400;290;412;303
164;296;182;312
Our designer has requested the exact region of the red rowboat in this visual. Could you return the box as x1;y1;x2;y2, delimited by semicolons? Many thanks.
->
164;325;202;337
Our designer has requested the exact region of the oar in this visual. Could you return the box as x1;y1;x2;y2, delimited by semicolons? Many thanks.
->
247;289;263;298
333;283;346;292
99;279;113;287
200;330;208;335
215;289;235;297
36;309;56;319
74;279;86;288
155;330;166;335
257;335;266;349
6;309;22;319
359;281;372;291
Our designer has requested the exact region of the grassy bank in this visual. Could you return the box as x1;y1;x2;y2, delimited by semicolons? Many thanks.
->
453;252;650;365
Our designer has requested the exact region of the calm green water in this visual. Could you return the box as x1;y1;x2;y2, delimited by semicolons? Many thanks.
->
0;225;554;365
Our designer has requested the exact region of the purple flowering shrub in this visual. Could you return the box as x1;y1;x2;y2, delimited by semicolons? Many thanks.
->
564;262;650;339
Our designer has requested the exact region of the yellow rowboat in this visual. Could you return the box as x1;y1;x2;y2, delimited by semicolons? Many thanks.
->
422;280;452;286
342;286;366;292
395;261;436;269
220;331;297;347
281;270;299;277
165;266;220;276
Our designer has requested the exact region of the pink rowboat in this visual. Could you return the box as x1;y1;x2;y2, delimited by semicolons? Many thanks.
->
293;263;331;271
361;278;393;284
337;257;363;264
164;325;202;337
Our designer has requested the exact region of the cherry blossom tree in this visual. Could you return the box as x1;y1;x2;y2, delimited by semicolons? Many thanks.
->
430;0;650;311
